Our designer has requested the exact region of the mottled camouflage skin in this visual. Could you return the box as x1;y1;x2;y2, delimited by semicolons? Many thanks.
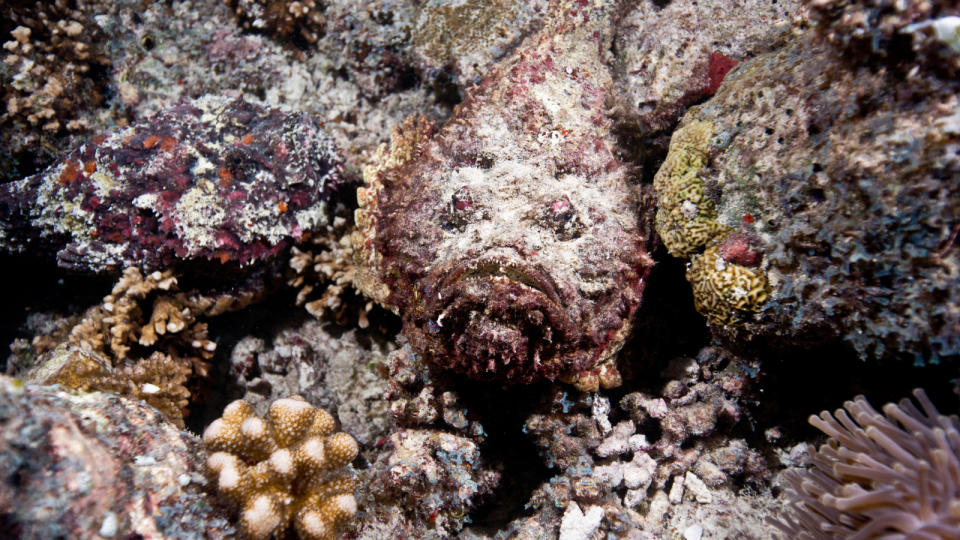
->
0;95;344;272
355;0;653;388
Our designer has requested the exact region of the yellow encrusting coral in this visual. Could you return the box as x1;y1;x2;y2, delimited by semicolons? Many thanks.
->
687;246;771;326
653;120;732;258
653;119;771;325
204;396;359;540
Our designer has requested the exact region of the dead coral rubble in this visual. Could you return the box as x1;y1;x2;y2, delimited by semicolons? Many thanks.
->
204;396;359;540
368;428;501;536
518;351;776;538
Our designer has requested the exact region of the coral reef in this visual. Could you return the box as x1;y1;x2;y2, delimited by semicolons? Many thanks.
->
204;396;359;540
0;374;230;539
228;317;393;447
227;0;328;46
22;267;258;426
665;17;960;359
354;0;654;389
772;388;960;538
611;0;799;138
0;95;345;272
0;1;111;181
806;0;960;73
368;428;501;535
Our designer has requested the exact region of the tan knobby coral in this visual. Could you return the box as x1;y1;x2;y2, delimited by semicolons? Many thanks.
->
203;397;359;540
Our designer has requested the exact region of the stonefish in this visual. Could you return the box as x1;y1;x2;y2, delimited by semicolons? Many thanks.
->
354;0;653;391
0;95;344;272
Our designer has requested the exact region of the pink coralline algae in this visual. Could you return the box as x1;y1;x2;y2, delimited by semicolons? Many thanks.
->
0;95;345;272
354;0;654;390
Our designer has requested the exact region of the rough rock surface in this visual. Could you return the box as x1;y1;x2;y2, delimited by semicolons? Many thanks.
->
409;0;549;88
355;0;654;389
661;23;960;360
612;0;799;137
230;318;393;447
0;375;231;539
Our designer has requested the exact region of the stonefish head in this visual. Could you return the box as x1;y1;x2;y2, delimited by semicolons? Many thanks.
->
354;0;654;390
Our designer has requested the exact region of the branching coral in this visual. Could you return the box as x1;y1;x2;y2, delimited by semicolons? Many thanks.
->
203;397;359;540
771;388;960;538
0;0;110;180
24;267;259;426
288;219;375;328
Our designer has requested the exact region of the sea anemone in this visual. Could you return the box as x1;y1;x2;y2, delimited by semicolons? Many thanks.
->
771;388;960;539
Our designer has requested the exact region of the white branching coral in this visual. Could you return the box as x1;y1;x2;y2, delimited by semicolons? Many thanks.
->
203;397;359;540
772;388;960;539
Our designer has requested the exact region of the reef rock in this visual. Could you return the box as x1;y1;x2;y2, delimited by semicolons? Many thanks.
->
611;0;799;136
354;0;654;390
653;11;960;360
0;95;345;272
0;375;230;539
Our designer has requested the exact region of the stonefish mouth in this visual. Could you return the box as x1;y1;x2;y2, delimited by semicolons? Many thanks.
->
404;259;589;383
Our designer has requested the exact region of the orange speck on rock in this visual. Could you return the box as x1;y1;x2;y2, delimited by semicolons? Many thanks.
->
83;160;97;174
143;135;162;149
743;213;755;224
277;201;288;214
241;133;254;145
218;168;233;187
60;160;80;185
159;137;177;152
216;252;232;264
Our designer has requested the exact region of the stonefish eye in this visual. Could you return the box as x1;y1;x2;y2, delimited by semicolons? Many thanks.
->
442;186;477;232
545;196;583;240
